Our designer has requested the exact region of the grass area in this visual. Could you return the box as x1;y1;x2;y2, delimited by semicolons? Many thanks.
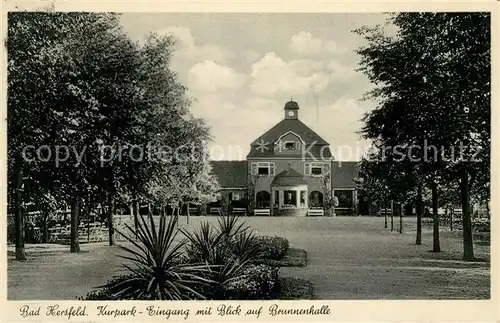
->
8;216;490;300
262;247;307;267
277;277;314;300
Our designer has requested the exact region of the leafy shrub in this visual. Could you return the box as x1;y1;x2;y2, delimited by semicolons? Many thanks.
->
81;275;137;300
181;214;271;299
473;219;490;233
224;264;279;300
256;236;289;260
93;213;212;300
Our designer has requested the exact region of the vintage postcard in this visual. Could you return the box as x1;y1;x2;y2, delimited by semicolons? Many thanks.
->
1;1;499;322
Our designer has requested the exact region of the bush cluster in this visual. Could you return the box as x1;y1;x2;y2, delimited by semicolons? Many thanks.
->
181;216;280;300
81;214;290;301
82;275;152;300
256;236;290;260
224;264;279;300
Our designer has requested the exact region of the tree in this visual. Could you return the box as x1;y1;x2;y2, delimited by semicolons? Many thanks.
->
183;159;221;224
147;117;212;217
358;156;392;228
358;148;414;233
320;164;333;216
354;13;490;260
7;12;192;253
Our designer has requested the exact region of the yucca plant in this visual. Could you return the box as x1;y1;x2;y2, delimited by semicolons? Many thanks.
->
102;213;213;300
201;241;253;299
181;221;221;263
216;213;249;242
232;230;263;263
180;214;265;299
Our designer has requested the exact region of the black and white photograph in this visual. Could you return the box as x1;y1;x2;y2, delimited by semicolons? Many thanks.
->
3;3;496;317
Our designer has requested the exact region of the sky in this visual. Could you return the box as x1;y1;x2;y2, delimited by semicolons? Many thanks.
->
119;13;394;161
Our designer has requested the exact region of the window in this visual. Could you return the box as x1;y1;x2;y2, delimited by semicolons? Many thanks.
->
309;191;324;207
274;190;279;206
300;191;306;207
229;192;241;201
305;163;329;176
251;162;275;176
284;190;297;206
334;190;353;208
311;166;322;175
256;191;271;208
284;141;296;150
258;167;269;175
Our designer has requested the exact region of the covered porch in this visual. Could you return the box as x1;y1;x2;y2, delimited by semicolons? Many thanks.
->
253;166;325;216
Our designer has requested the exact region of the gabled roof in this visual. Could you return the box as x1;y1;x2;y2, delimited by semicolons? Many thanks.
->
251;119;329;146
271;166;307;186
246;143;333;159
210;161;247;188
331;161;359;188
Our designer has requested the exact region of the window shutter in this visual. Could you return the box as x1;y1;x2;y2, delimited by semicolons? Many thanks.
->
270;162;275;175
251;163;257;175
304;163;311;175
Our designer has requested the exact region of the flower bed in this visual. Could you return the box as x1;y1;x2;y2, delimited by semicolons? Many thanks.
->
256;235;289;260
80;214;312;300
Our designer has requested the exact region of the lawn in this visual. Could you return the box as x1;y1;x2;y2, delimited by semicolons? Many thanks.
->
7;215;490;300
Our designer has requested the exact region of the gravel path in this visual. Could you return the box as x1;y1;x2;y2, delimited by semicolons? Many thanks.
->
7;216;490;300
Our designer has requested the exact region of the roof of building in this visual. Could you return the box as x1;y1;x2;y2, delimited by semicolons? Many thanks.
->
331;161;359;188
210;160;360;189
250;119;329;146
271;166;307;186
246;143;333;159
210;161;247;188
284;100;299;110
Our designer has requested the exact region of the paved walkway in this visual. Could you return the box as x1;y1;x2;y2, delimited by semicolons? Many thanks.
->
7;216;490;300
277;220;489;299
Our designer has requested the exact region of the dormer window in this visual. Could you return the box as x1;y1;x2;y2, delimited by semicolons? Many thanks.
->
284;141;297;150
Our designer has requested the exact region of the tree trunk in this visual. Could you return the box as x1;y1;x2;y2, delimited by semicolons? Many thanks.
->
384;211;388;229
416;185;423;245
398;203;403;234
186;202;190;225
176;203;180;227
461;165;474;261
42;213;49;244
15;156;26;260
86;204;90;243
450;208;454;231
133;197;139;221
70;196;81;253
390;201;394;232
107;193;115;246
431;180;440;252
